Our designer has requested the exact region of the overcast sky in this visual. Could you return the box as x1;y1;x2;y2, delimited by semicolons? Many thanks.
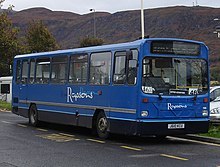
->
2;0;219;14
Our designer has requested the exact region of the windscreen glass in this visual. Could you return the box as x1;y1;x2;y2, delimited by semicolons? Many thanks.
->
142;57;208;95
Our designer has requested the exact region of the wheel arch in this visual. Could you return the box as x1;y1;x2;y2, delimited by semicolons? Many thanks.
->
28;103;36;115
92;108;106;129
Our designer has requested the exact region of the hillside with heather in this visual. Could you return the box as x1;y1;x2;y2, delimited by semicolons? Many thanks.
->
5;6;220;67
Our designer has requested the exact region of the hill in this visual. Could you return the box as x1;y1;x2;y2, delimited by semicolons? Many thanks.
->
6;6;220;66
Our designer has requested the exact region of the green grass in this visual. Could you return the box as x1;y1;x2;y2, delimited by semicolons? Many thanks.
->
200;125;220;138
0;101;12;111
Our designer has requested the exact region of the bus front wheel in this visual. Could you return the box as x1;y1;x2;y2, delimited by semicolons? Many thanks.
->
29;104;39;127
96;112;109;139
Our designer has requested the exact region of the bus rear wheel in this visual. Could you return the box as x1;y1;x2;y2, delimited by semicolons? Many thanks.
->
96;112;109;139
29;104;39;127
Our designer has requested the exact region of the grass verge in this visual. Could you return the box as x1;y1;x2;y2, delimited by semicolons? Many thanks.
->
0;101;12;111
200;125;220;138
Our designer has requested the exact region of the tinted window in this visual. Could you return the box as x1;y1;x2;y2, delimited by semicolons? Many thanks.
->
1;84;10;94
142;57;208;95
16;60;21;84
51;56;68;84
89;52;111;85
21;60;28;84
128;49;138;85
29;59;35;84
35;58;50;84
113;52;126;84
69;54;88;84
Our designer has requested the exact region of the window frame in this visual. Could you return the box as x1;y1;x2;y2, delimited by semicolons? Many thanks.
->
15;60;21;84
21;59;29;84
51;55;68;84
69;54;88;85
89;51;112;85
113;49;138;86
28;58;36;84
113;51;127;85
35;57;51;84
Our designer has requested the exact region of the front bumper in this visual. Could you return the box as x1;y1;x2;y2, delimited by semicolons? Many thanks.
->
109;119;210;136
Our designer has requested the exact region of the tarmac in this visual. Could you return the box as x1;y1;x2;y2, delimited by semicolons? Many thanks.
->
180;134;220;144
0;109;220;144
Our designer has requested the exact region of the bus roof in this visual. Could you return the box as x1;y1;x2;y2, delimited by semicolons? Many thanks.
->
14;38;205;59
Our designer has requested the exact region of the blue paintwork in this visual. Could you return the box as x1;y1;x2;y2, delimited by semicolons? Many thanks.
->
12;38;210;134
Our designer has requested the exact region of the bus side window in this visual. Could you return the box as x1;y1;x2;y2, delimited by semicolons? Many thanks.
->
69;54;88;84
127;49;138;85
16;60;21;84
113;52;126;85
35;58;51;84
29;59;35;84
51;56;68;84
89;52;111;85
21;60;28;84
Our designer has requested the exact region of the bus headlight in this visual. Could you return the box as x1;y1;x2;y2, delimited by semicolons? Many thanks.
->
202;110;208;116
141;111;149;117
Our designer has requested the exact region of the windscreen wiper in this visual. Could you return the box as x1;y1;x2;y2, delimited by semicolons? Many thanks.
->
158;93;163;100
193;93;197;101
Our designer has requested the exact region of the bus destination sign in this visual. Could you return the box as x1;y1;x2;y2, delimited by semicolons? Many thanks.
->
151;41;200;56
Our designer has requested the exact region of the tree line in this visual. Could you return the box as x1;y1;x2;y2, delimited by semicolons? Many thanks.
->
0;4;104;77
0;13;59;77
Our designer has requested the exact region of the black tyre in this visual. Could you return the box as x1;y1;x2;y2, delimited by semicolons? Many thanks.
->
96;112;109;139
29;104;39;127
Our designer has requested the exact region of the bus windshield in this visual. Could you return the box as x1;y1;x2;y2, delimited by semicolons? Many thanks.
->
142;57;208;95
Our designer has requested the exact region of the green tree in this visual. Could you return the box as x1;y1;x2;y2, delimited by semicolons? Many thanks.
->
0;13;21;76
26;21;59;53
80;37;104;47
210;66;220;83
0;0;5;9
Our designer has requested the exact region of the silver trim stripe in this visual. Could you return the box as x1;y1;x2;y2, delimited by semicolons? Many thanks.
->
19;100;136;114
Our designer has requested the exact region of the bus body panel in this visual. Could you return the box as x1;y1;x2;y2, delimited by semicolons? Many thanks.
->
12;38;210;137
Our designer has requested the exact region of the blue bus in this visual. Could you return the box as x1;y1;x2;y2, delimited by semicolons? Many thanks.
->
12;38;209;138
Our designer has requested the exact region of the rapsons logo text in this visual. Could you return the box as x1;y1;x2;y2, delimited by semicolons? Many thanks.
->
167;103;187;110
67;87;98;102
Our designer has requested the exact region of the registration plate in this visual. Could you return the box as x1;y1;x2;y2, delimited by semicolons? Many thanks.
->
168;123;185;129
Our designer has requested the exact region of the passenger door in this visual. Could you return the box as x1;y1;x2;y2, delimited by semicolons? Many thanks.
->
110;50;138;120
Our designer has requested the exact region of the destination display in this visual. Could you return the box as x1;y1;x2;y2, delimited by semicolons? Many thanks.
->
151;41;200;56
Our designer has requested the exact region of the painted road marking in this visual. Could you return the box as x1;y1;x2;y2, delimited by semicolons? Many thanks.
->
36;133;80;142
87;139;105;144
160;154;188;161
168;136;220;147
59;133;74;137
17;124;27;128
120;145;142;151
36;128;48;132
1;121;12;124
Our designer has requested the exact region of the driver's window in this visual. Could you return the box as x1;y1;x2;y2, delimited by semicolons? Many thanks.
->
127;49;138;85
113;52;126;85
